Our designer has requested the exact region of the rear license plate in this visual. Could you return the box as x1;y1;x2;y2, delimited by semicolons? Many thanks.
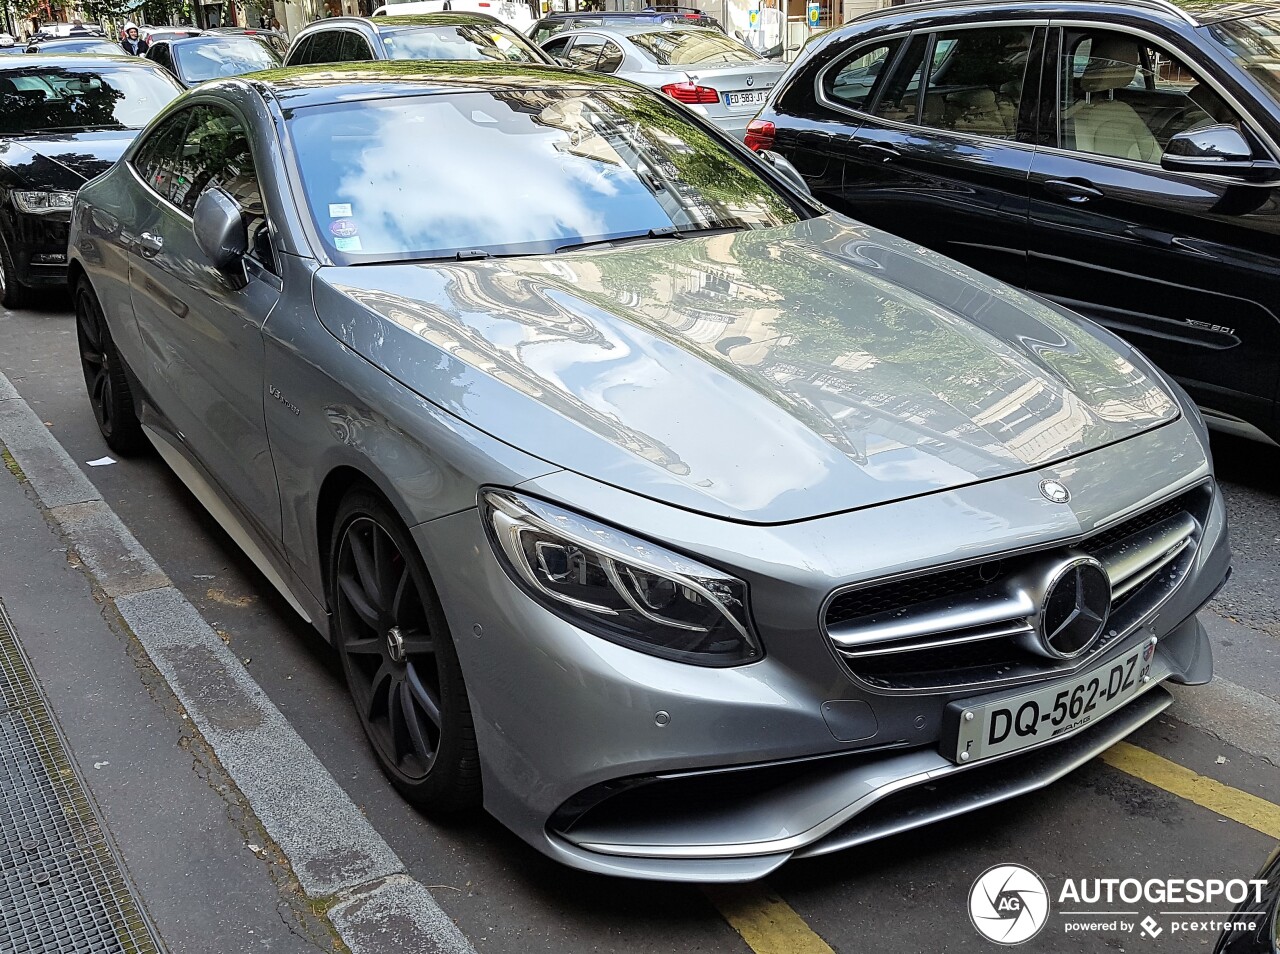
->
947;641;1157;764
724;89;769;108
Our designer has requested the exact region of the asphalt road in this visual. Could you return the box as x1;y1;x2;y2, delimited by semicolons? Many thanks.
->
2;293;1278;954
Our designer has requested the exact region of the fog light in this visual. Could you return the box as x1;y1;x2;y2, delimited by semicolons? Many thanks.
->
31;253;66;265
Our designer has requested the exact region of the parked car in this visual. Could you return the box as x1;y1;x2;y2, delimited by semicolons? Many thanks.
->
372;0;536;33
136;25;203;48
529;8;724;43
203;26;290;56
1215;846;1280;953
25;36;123;55
0;55;181;307
749;0;1280;446
68;60;1228;879
285;14;550;67
541;24;786;139
145;33;281;88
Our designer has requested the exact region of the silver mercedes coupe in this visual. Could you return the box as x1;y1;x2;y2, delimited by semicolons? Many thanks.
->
67;62;1230;881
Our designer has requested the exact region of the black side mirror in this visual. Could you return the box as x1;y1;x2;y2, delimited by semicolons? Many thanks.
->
1161;124;1278;182
193;187;248;274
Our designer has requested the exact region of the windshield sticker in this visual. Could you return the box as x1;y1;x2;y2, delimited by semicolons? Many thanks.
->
333;236;363;252
328;202;353;217
329;219;359;238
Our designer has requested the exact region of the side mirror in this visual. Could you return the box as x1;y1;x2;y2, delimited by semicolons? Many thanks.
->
760;149;813;198
193;187;248;273
1161;124;1277;181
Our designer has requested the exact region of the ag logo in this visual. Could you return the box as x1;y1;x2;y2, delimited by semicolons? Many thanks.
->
969;864;1050;945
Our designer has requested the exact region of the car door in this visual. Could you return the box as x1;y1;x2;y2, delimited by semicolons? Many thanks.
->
1026;24;1280;431
126;102;283;540
829;22;1045;289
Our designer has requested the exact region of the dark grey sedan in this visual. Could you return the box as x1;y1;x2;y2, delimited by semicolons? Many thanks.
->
68;62;1229;881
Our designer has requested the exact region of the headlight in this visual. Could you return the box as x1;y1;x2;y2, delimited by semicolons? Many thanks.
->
482;490;760;666
13;191;76;214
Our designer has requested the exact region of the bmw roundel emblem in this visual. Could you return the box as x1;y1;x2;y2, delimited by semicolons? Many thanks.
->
1039;479;1070;504
745;76;754;87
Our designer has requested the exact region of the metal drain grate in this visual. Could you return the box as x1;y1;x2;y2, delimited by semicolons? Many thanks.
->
0;601;164;954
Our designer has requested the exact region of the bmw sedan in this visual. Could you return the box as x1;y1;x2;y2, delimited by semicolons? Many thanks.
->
0;55;181;306
69;62;1230;881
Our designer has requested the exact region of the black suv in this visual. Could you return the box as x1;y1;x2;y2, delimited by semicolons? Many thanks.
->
529;9;722;42
749;0;1280;444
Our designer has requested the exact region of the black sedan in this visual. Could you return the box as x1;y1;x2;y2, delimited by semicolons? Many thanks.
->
750;0;1280;445
0;56;181;307
144;34;281;88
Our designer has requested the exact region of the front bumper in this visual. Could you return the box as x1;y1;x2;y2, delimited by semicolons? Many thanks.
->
4;213;70;287
412;418;1228;880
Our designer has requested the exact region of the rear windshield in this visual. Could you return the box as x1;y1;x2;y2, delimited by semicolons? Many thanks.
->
287;86;798;263
629;29;758;66
172;36;280;82
0;65;180;134
381;23;543;62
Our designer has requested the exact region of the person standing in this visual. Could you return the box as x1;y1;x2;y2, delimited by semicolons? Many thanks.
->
120;22;146;54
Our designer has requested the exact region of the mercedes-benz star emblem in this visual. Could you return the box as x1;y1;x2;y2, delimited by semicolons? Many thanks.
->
386;626;406;663
1037;557;1111;659
1039;479;1070;504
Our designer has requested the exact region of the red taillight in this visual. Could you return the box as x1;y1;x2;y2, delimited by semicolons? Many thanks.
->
661;81;720;105
744;119;775;151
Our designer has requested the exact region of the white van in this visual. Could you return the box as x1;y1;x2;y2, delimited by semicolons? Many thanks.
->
371;0;536;32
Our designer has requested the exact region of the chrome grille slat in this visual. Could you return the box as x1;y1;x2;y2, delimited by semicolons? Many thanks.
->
823;484;1210;692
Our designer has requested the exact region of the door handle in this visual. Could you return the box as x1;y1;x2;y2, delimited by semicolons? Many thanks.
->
1043;179;1104;203
139;231;164;257
857;143;901;163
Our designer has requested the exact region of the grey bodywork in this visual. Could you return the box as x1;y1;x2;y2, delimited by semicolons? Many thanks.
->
68;68;1229;880
539;25;786;139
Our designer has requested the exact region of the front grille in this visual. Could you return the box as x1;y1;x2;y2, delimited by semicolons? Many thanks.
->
824;483;1212;692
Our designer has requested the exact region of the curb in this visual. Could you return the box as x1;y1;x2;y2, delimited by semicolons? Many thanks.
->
0;371;476;954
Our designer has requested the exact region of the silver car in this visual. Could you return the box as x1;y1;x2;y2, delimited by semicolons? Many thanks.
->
68;62;1229;881
540;24;786;139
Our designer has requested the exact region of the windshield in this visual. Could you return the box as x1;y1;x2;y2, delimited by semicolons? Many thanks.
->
381;24;542;62
1209;12;1280;107
173;36;280;83
288;86;799;263
629;29;758;66
0;66;180;134
35;38;121;53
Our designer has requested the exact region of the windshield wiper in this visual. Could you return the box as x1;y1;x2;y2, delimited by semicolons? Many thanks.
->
555;224;745;254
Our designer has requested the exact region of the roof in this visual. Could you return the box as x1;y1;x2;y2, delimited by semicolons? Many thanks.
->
1183;1;1280;24
153;32;278;47
300;12;503;33
245;60;631;108
844;0;1202;28
548;20;722;37
0;53;164;68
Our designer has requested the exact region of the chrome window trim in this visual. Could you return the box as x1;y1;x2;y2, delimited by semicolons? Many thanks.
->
813;28;911;121
1048;18;1280;165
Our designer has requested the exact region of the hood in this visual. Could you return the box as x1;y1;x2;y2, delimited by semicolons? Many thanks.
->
0;130;136;190
315;215;1179;524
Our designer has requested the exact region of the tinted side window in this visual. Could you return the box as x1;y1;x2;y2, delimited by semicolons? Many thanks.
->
917;26;1033;139
564;35;606;71
149;43;174;71
595;40;623;73
823;37;903;112
338;30;374;61
287;35;315;65
865;33;928;122
1058;28;1239;163
542;36;571;60
307;30;342;64
131;109;192;203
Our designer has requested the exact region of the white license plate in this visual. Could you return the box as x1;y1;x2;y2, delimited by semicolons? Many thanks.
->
948;641;1158;764
724;89;768;108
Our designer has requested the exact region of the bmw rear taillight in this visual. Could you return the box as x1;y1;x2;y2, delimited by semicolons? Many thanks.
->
661;81;720;105
744;119;775;151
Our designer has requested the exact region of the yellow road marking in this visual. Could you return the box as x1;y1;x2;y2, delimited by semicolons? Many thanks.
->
704;884;835;954
1102;742;1280;839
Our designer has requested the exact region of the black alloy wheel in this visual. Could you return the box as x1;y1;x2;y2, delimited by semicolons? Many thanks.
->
74;278;145;454
330;490;480;812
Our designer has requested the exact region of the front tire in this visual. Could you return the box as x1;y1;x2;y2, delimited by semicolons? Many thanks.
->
74;277;145;455
0;236;29;310
329;489;480;813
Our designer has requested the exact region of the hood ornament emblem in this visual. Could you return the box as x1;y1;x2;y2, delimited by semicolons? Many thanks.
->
1039;479;1070;504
